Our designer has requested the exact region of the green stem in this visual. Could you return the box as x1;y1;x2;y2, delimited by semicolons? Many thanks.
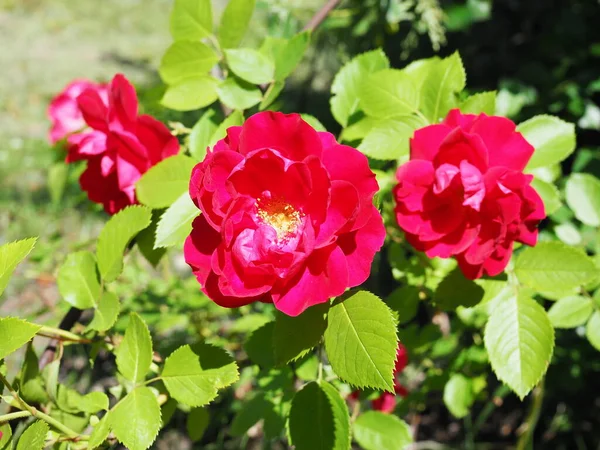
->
464;413;476;450
473;384;511;434
38;325;90;343
35;410;80;439
317;345;324;382
143;377;162;386
0;372;35;415
516;379;545;450
0;410;31;423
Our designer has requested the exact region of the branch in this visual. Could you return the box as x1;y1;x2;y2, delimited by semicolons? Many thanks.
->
38;307;83;370
302;0;341;32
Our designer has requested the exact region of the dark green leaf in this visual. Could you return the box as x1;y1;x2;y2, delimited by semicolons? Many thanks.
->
274;303;328;364
434;268;485;311
244;321;275;368
187;408;209;442
288;382;335;450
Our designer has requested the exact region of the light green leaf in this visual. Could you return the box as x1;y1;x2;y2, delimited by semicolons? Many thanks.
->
161;76;219;111
324;291;398;392
48;163;68;205
484;295;554;399
531;178;562;216
320;381;351;450
300;114;326;132
224;49;274;85
331;49;389;127
16;421;48;450
586;311;600;351
116;313;153;383
548;295;593;329
189;108;221;161
187;408;209;442
519;115;576;170
443;374;474;418
420;51;466;123
353;411;413;450
88;413;111;449
340;116;381;142
403;57;440;91
160;41;219;84
110;387;161;450
57;251;100;309
514;242;597;295
218;0;256;49
97;205;152;282
273;303;328;365
460;91;496;115
136;155;197;209
288;382;335;450
0;423;12;450
217;76;262;110
433;268;484;311
259;80;285;111
161;343;239;407
358;116;423;161
0;317;41;362
359;69;419;119
273;31;311;81
87;291;120;332
170;0;212;41
565;173;600;226
208;110;244;148
0;237;36;298
57;386;109;414
154;193;199;249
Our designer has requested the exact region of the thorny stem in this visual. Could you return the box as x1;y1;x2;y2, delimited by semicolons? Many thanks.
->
38;326;91;343
0;410;31;423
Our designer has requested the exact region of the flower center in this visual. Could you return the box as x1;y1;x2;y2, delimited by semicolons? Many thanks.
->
256;197;303;240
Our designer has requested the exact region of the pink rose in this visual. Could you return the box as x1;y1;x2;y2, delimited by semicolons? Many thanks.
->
47;80;108;144
68;74;180;214
184;112;385;316
393;109;545;279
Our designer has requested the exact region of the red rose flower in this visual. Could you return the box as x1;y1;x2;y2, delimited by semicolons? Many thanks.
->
393;109;545;279
184;112;385;316
47;80;108;144
67;74;179;214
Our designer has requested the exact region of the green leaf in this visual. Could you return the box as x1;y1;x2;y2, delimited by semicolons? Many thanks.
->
16;421;48;450
385;285;420;325
353;411;413;450
288;382;335;450
0;317;42;360
161;76;219;111
161;343;239;407
273;303;328;365
137;155;197;209
514;242;597;295
244;321;275;368
20;344;47;404
230;393;270;436
443;374;474;418
273;31;311;81
460;91;496;115
208;110;244;148
116;313;153;383
331;49;389;127
531;178;562;216
519;115;576;170
97;205;152;282
160;41;219;84
0;423;12;450
324;291;398;392
358;116;423;161
154;193;199;248
87;291;120;332
484;295;554;399
170;0;212;41
48;163;68;205
135;211;166;267
225;49;274;85
88;413;111;449
565;173;600;226
359;69;419;119
110;387;161;450
0;237;37;298
218;0;255;49
259;80;285;111
57;386;109;413
420;51;466;123
586;311;600;351
57;251;101;309
548;295;593;329
300;114;326;132
189;108;221;161
187;408;209;442
320;381;351;450
217;76;262;110
433;268;484;311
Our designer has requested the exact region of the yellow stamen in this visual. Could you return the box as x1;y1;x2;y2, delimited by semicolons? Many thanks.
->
256;197;303;240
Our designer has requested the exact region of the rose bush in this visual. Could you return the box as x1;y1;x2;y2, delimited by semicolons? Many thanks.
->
393;109;546;279
60;74;179;214
184;111;386;316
